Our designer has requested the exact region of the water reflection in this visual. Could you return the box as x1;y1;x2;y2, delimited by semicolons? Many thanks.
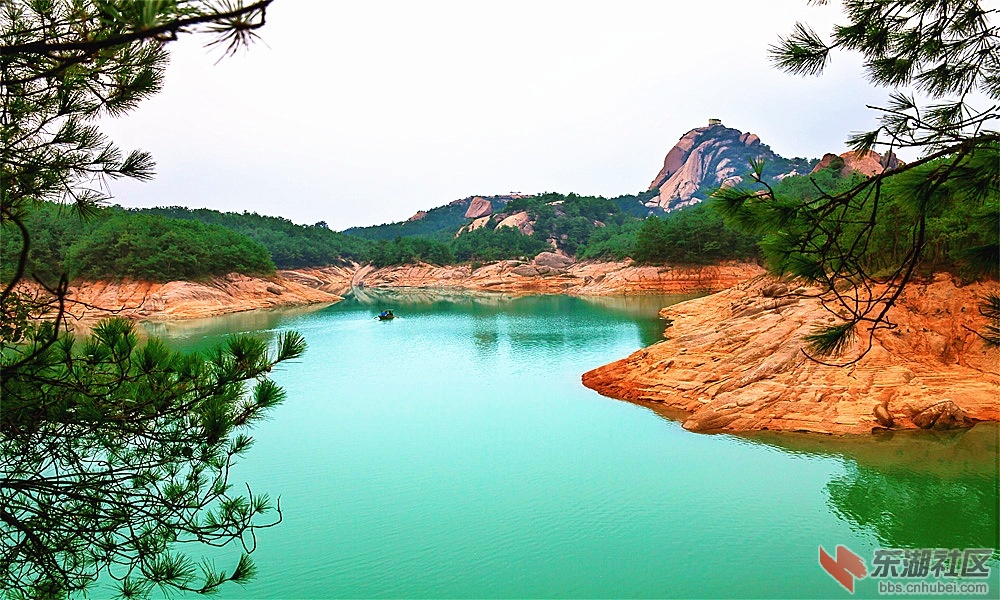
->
470;309;501;355
575;292;702;317
347;286;522;311
741;425;1000;554
136;304;331;352
577;293;700;346
344;287;692;347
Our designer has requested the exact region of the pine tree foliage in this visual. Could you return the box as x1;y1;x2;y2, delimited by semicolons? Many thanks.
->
715;0;999;363
2;0;272;307
1;319;305;598
0;2;302;597
973;292;1000;346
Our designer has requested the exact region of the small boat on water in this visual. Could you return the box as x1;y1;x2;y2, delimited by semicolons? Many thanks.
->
377;310;396;321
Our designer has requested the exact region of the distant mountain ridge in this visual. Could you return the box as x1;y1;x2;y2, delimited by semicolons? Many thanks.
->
342;194;525;241
647;120;816;211
346;121;820;242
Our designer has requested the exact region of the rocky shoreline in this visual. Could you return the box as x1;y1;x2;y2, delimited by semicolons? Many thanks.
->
356;255;764;295
60;265;355;322
582;274;1000;435
56;257;764;322
53;260;999;436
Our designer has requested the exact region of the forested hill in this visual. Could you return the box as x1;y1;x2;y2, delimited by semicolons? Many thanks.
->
343;194;521;241
14;159;982;284
1;202;275;283
137;206;370;268
360;190;761;267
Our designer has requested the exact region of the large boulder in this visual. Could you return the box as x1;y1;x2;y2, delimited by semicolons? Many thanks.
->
533;252;574;269
496;211;534;236
811;150;903;177
511;264;540;277
911;401;975;430
464;196;493;219
456;215;491;237
739;132;760;147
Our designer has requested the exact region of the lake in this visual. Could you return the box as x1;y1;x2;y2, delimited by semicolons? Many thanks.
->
141;289;999;598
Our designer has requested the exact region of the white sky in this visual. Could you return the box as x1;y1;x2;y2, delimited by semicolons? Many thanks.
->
100;0;895;230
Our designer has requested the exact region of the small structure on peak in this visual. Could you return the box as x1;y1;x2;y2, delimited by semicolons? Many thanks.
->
708;118;723;127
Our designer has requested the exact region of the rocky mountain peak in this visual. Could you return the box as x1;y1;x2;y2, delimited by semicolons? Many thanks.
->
647;120;810;211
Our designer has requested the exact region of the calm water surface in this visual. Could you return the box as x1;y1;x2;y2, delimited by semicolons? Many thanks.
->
141;289;999;599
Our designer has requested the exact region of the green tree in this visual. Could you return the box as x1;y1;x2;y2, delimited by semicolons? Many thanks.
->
63;213;275;281
141;206;373;267
451;227;549;263
630;204;760;265
0;1;302;597
714;0;998;363
1;319;305;598
0;202;278;283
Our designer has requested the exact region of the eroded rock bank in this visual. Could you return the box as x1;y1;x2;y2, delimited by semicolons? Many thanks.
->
582;274;1000;435
61;266;355;322
358;256;764;295
54;259;759;323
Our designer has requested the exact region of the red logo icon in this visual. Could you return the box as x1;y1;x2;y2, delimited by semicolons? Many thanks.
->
820;545;868;593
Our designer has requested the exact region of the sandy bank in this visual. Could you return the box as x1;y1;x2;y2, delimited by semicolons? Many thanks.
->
582;274;1000;435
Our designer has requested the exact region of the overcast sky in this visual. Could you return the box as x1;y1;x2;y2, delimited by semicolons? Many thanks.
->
100;0;895;230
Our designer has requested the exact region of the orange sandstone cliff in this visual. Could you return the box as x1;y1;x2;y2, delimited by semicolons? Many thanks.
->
61;266;354;322
583;274;1000;435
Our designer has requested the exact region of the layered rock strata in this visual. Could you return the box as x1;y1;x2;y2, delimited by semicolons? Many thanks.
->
358;259;764;295
582;274;1000;434
45;261;762;323
58;266;355;322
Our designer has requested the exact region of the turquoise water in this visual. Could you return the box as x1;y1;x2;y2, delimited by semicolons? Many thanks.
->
142;290;999;599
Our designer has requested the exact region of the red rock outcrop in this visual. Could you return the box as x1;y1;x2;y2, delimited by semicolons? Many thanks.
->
811;150;902;177
57;266;354;322
456;215;491;236
408;210;427;222
495;211;534;236
464;196;493;219
583;274;1000;434
651;132;700;190
39;261;761;324
358;261;764;295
